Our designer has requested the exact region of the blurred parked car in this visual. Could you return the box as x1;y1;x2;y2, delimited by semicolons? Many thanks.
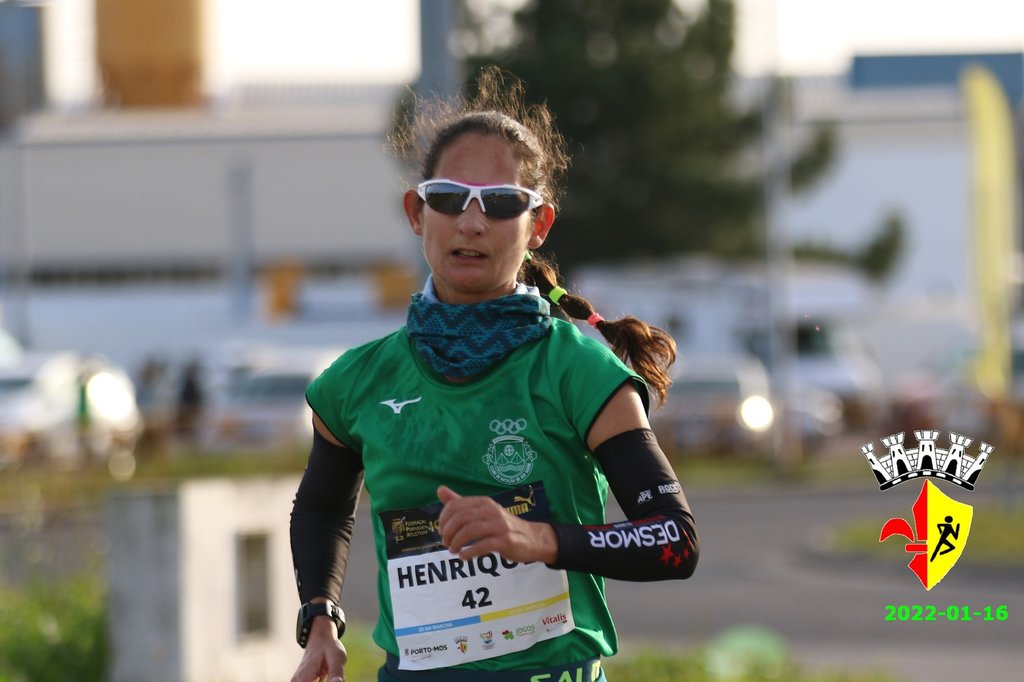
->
0;327;23;366
884;347;993;440
743;317;884;432
653;354;776;455
652;352;846;456
199;344;345;452
0;351;143;468
792;318;884;429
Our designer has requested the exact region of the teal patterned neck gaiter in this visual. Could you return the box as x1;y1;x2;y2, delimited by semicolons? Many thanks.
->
406;293;552;378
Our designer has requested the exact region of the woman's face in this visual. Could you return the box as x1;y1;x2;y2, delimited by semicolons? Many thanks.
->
403;132;554;305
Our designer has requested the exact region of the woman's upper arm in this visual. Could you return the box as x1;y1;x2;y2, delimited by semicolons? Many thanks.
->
312;412;346;447
585;383;651;451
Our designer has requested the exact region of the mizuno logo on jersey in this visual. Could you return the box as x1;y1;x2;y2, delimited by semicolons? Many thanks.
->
380;397;422;414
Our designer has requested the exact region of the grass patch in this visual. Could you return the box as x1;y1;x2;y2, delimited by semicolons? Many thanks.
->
0;447;309;512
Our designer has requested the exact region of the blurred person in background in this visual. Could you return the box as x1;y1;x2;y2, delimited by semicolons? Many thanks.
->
135;355;176;456
76;363;93;458
289;67;699;682
174;357;205;443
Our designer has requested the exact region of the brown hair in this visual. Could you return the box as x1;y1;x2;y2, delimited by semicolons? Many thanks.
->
520;252;676;405
390;66;676;405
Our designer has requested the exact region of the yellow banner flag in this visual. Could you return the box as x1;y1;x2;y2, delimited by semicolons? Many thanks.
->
962;66;1018;398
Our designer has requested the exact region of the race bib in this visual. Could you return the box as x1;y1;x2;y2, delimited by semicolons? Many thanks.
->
380;483;574;670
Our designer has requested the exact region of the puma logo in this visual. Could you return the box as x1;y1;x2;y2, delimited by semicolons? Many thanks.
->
380;397;422;414
513;486;535;507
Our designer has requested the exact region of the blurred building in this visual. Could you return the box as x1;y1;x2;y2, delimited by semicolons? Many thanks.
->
785;52;1024;301
0;0;417;290
0;1;45;127
0;87;414;282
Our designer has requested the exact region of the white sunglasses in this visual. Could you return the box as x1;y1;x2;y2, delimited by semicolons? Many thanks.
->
417;179;544;219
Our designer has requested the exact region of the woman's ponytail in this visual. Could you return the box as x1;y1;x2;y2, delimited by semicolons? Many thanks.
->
521;252;676;406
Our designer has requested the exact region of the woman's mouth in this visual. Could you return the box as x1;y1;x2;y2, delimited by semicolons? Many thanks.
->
452;249;485;258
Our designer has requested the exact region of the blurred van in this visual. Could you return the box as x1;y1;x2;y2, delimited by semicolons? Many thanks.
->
0;351;142;468
0;327;23;367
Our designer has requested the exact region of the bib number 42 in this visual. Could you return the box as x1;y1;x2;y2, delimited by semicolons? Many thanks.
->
462;587;493;609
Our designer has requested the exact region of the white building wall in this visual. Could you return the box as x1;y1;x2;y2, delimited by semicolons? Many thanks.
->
4;106;416;272
786;117;970;299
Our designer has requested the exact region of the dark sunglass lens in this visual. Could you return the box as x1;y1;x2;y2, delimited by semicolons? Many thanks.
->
482;189;530;219
424;185;468;214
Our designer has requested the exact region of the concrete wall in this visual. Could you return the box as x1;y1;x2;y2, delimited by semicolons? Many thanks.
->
106;476;303;682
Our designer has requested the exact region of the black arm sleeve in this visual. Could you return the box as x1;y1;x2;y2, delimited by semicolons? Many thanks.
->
548;428;699;581
289;430;365;604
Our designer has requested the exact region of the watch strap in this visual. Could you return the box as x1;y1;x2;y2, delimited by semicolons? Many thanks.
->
296;600;346;648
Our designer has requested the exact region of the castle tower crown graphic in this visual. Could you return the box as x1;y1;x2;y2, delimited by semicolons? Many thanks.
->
861;431;991;491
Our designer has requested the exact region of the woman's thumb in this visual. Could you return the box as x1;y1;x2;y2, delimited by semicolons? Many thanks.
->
437;485;461;503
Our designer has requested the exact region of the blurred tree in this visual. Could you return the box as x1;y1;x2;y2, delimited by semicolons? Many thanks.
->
441;0;835;270
857;212;906;284
792;211;907;285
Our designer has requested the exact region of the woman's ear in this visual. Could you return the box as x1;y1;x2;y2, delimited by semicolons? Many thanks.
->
403;189;424;236
528;204;556;249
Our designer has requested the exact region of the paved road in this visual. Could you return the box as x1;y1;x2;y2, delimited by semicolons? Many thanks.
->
339;481;1023;682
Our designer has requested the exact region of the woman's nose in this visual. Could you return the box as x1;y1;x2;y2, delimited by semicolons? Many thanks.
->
455;200;487;232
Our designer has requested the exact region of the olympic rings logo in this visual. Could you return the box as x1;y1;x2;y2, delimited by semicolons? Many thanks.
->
490;418;527;435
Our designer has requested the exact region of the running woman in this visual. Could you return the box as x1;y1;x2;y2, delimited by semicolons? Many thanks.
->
289;66;699;682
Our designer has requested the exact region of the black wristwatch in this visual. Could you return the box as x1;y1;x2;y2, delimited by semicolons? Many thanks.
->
296;599;346;648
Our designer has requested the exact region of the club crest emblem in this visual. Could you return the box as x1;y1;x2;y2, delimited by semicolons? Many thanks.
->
862;430;991;591
483;418;537;485
879;480;974;590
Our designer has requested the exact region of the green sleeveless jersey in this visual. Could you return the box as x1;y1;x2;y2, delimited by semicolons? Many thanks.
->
306;318;646;670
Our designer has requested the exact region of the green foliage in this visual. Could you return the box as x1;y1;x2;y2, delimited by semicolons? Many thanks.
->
858;213;905;283
450;0;834;270
792;211;906;284
458;0;757;267
0;574;108;682
788;122;838;194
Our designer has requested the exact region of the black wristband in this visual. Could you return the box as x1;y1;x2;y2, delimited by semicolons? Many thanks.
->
296;600;346;648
